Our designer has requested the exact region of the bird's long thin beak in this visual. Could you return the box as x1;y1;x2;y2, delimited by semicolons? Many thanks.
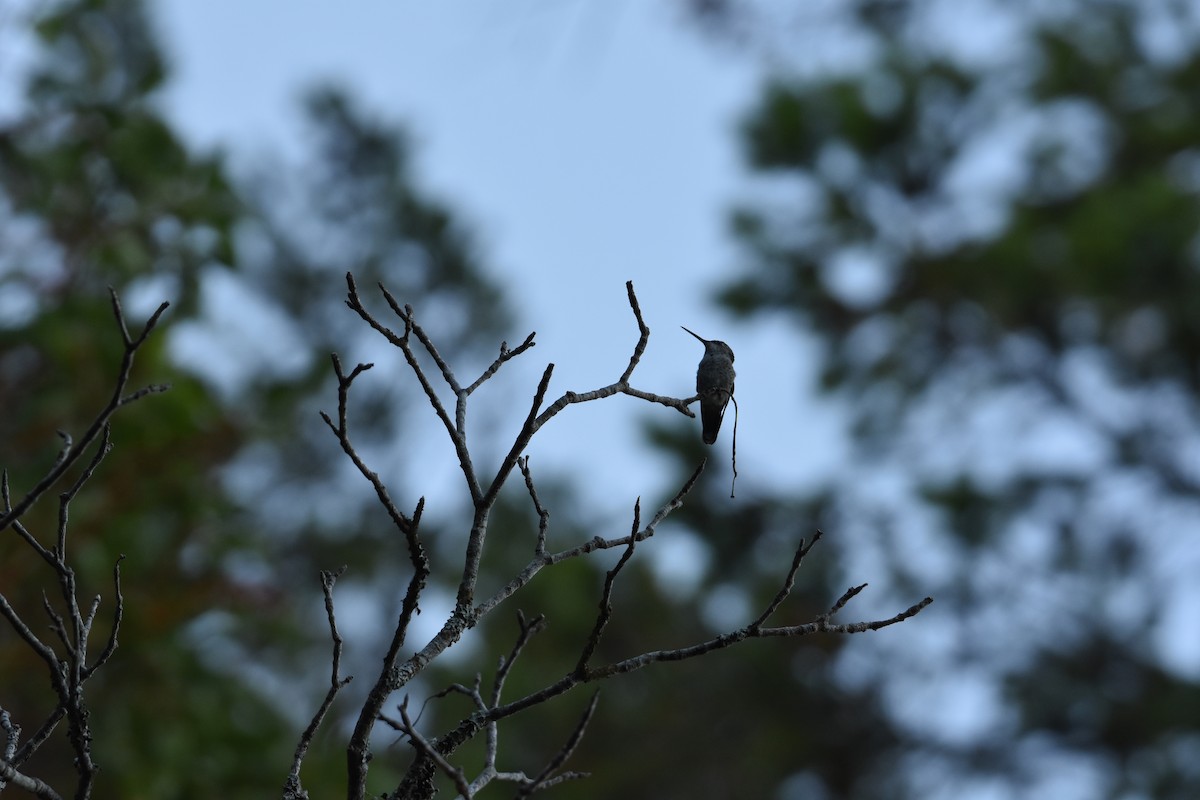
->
681;326;708;344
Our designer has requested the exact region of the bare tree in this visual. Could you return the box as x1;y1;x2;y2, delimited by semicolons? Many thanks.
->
283;275;933;800
0;280;930;798
0;291;169;800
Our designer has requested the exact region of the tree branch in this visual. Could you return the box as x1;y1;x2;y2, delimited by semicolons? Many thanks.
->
343;274;484;503
472;461;705;621
324;279;932;800
418;535;931;783
284;568;353;800
0;288;169;533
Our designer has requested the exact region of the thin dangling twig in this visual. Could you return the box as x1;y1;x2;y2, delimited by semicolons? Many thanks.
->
729;395;739;498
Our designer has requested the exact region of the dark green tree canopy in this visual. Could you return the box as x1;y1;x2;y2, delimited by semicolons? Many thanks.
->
705;1;1200;797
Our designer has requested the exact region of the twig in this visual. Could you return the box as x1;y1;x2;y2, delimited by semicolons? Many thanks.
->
346;496;427;798
729;394;739;498
821;584;868;625
574;502;640;676
284;568;354;799
494;611;547;707
10;707;64;767
2;474;55;567
0;446;125;795
83;556;126;679
0;289;169;533
472;461;705;621
0;754;63;800
465;333;537;396
517;457;551;557
514;692;598;797
388;611;557;799
326;278;933;800
750;531;823;629
617;281;650;384
343;274;484;504
397;697;474;799
424;536;930;770
0;290;166;798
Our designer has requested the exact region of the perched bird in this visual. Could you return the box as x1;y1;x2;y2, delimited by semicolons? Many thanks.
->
682;326;735;445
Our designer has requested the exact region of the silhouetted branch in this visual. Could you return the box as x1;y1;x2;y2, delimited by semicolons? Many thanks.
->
409;532;930;796
9;707;63;768
514;692;598;798
517;457;551;556
386;611;591;799
465;332;537;396
473;461;705;620
285;568;354;800
751;530;823;629
0;288;169;533
343;273;484;503
321;276;931;800
575;504;641;675
0;747;63;800
1;289;168;797
396;697;474;798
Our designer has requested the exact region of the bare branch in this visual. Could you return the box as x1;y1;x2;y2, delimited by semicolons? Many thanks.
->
392;612;556;799
0;593;58;671
473;460;705;621
0;292;169;799
617;280;650;384
493;611;547;708
343;274;482;503
436;542;930;750
0;289;169;533
285;568;354;798
591;594;935;679
41;593;72;656
348;496;429;798
0;755;64;800
57;425;113;560
83;556;125;678
10;707;64;767
1;709;17;766
517;457;551;557
822;584;868;622
528;281;694;429
6;518;56;568
320;354;411;535
109;286;170;348
454;365;555;611
574;503;641;676
750;531;824;629
118;383;170;407
515;692;599;797
326;280;932;800
381;289;462;395
397;697;474;799
464;332;537;396
480;364;555;509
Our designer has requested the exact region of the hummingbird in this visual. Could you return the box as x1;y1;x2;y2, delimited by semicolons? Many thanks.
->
682;326;735;445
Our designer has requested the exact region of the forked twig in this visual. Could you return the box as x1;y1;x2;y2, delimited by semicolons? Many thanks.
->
0;289;169;533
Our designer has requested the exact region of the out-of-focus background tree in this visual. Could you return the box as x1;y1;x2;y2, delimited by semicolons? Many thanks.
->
684;1;1200;798
2;0;1200;798
1;1;511;796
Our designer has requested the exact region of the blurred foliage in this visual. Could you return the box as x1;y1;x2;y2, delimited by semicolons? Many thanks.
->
20;0;1200;799
691;0;1200;798
0;0;510;797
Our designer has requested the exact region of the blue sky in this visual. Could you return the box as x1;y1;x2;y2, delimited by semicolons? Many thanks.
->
7;3;1200;795
152;0;847;515
143;0;1200;695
